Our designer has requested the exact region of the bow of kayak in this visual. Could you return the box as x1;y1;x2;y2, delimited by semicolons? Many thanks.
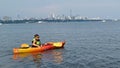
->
13;41;65;54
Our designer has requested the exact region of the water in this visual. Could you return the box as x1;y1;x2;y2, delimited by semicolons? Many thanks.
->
1;21;120;68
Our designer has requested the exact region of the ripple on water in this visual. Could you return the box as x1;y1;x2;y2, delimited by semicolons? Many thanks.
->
87;58;120;68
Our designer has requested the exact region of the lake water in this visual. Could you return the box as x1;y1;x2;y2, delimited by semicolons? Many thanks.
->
1;20;120;68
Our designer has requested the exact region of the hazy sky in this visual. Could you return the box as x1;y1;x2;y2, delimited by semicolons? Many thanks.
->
0;0;120;19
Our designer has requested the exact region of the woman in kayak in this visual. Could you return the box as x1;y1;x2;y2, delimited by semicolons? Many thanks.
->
32;34;42;47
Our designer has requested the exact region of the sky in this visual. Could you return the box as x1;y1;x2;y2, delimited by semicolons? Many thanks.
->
0;0;120;19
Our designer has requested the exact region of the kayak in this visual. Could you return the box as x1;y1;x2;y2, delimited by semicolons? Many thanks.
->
13;41;65;54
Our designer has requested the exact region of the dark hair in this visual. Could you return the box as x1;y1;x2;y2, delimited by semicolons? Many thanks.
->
34;34;39;37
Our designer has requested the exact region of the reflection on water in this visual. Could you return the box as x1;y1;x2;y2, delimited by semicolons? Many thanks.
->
32;52;42;68
52;50;63;64
13;49;63;67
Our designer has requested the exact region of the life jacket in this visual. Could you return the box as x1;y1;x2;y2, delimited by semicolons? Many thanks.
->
32;38;41;45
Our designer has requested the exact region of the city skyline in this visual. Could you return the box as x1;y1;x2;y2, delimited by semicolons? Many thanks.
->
0;0;120;19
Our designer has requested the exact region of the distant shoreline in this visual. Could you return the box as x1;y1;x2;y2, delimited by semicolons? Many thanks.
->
0;19;119;24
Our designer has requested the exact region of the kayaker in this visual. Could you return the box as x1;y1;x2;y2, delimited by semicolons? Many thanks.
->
32;34;42;47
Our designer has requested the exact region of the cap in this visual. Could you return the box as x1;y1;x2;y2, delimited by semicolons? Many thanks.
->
34;34;39;37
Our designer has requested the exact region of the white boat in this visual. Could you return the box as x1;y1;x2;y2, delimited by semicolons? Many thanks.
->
38;21;42;23
0;23;2;25
102;20;106;22
25;22;29;24
114;19;118;21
